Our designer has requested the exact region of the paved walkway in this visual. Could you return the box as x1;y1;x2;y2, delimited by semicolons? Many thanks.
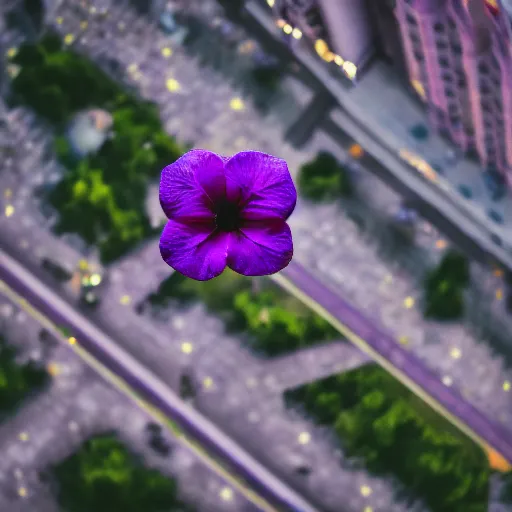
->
262;341;371;394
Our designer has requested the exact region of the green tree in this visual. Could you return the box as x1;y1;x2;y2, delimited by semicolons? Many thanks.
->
424;251;470;320
287;366;491;512
13;34;185;263
0;337;48;416
298;151;353;201
53;435;192;512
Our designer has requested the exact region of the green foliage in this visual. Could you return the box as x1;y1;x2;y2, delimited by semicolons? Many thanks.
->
0;337;48;416
53;435;192;512
297;151;353;201
11;34;184;262
286;365;491;512
150;270;339;356
424;251;470;320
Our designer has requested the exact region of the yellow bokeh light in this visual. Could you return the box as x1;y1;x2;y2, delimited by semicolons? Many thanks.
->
343;61;357;79
360;485;372;497
166;78;180;92
6;47;17;58
5;205;14;217
47;363;61;376
450;347;462;359
219;487;233;501
230;97;245;111
292;28;302;39
90;273;102;286
298;432;311;445
120;295;131;305
203;377;213;389
18;487;27;497
315;39;328;57
18;432;29;442
267;0;275;6
283;24;293;35
403;296;415;309
496;288;503;300
504;381;511;391
64;34;75;45
181;342;193;354
334;55;344;66
161;47;172;57
68;337;77;345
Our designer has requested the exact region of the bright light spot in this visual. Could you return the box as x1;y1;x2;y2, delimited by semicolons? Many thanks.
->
450;347;462;359
334;55;344;66
47;363;60;376
410;79;426;100
364;507;374;512
219;487;233;501
6;47;17;58
399;335;409;345
360;485;372;497
4;205;14;217
504;381;511;391
203;377;213;389
267;0;275;6
90;273;102;286
315;39;329;58
435;239;447;249
166;78;180;92
18;487;27;498
403;296;415;309
18;432;29;442
120;295;131;305
90;6;97;13
343;61;357;79
78;259;89;270
127;63;138;73
298;432;311;445
442;375;453;386
276;19;286;29
496;288;503;300
181;342;193;354
292;28;302;39
283;24;293;35
230;97;245;111
161;47;172;57
80;21;88;29
349;143;364;159
64;34;75;45
68;337;77;345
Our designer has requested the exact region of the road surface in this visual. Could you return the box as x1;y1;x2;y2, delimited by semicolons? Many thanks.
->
272;261;512;467
0;248;319;512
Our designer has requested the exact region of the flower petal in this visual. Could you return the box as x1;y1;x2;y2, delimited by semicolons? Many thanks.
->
224;151;296;221
159;220;229;281
227;221;293;276
159;149;227;221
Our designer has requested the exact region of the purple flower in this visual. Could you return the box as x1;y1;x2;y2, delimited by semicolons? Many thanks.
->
159;149;296;281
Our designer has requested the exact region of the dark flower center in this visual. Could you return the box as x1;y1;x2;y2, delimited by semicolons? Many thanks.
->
214;200;241;232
